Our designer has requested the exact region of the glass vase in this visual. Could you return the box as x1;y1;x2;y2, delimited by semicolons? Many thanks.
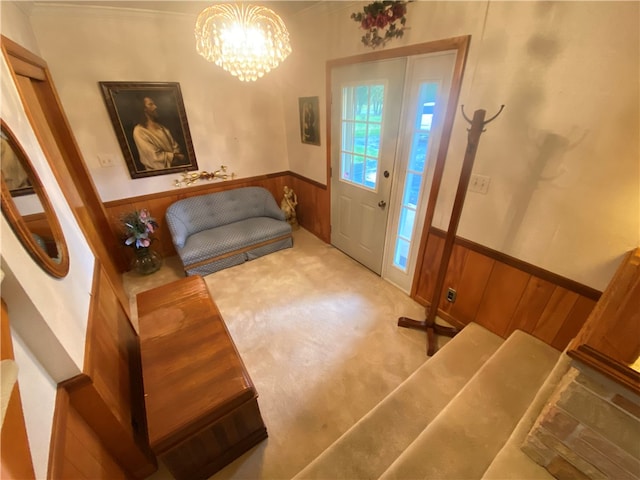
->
131;247;162;275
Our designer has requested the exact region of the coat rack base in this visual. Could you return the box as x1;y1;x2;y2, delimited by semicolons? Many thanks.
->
398;314;459;356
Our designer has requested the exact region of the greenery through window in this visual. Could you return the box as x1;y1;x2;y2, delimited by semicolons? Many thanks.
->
340;83;385;191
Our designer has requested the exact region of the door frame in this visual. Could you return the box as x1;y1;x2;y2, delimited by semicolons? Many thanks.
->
325;35;471;298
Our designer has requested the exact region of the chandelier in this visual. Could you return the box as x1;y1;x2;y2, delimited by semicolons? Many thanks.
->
195;4;292;82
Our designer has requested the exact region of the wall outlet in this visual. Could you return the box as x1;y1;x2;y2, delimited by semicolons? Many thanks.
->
469;174;491;194
97;154;116;168
446;288;457;303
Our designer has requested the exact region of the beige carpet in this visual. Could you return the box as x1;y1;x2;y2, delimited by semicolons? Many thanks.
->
124;228;451;480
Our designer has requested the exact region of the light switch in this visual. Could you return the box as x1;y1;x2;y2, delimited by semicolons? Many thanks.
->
97;154;116;168
469;174;490;194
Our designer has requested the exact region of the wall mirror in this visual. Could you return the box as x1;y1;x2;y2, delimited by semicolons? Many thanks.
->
1;119;69;278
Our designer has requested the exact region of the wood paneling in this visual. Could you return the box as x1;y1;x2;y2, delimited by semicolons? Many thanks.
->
104;170;600;355
104;171;330;263
49;388;129;480
506;277;556;337
475;262;531;337
568;248;640;394
1;300;36;480
533;287;579;345
414;228;601;351
84;266;138;433
53;262;156;479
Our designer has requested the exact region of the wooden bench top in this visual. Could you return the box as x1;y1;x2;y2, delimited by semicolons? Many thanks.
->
137;276;256;453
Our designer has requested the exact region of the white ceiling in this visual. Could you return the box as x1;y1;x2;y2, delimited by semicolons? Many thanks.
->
30;1;321;17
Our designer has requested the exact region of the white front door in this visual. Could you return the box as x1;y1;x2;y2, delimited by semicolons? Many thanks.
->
330;58;407;274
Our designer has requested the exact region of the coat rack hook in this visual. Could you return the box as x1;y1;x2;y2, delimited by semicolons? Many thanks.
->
484;104;505;125
460;104;506;127
460;104;473;124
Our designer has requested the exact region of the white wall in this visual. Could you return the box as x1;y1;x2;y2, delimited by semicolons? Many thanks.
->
29;3;290;202
284;1;639;290
1;3;96;476
18;0;640;291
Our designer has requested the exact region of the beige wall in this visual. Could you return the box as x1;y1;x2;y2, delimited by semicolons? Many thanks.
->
23;1;640;290
5;1;640;284
284;1;639;290
28;3;289;202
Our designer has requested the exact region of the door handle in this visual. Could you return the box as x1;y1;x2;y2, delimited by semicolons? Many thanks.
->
378;200;387;209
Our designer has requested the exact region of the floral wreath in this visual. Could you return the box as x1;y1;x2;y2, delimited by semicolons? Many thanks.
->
351;1;409;49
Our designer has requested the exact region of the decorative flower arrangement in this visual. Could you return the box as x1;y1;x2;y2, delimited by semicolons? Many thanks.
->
351;1;409;49
122;209;159;249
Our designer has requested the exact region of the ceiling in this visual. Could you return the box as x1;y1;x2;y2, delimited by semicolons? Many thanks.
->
30;1;321;17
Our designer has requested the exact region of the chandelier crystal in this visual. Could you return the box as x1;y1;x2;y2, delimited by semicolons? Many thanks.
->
195;4;292;82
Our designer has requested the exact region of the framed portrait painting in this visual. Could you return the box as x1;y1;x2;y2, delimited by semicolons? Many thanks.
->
298;96;321;146
1;126;33;197
99;82;198;179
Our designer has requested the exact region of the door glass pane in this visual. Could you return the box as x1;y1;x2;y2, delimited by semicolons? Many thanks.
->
402;172;422;207
341;152;353;180
340;83;385;191
392;82;439;271
409;133;429;172
394;238;410;269
398;206;416;239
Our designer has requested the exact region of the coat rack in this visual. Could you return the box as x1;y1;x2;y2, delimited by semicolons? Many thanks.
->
398;105;505;356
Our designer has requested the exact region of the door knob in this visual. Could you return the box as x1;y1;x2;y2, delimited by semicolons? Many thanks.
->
378;200;387;208
383;170;390;178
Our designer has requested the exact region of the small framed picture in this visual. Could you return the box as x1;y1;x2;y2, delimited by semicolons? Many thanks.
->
298;96;321;146
99;82;198;179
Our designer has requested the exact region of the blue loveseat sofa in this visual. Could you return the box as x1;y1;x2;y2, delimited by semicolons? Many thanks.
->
166;186;293;276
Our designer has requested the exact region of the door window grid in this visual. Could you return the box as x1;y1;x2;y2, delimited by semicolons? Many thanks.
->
340;83;385;191
392;83;438;271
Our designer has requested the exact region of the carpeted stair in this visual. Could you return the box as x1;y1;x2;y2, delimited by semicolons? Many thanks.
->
293;323;504;480
294;323;562;480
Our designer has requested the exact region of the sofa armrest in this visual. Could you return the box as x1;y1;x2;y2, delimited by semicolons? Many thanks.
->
263;194;286;221
166;212;190;248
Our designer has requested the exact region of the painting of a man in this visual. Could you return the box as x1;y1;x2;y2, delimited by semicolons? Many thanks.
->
299;96;321;146
133;96;186;170
1;130;32;195
100;82;198;179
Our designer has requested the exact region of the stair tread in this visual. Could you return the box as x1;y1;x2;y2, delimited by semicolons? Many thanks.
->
481;352;572;479
379;330;561;480
293;323;504;480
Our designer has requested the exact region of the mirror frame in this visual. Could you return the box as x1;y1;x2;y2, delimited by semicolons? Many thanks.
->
1;119;69;278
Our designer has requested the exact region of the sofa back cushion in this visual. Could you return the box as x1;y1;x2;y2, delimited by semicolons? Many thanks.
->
166;186;285;248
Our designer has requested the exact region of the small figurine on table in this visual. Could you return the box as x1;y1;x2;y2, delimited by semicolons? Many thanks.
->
281;186;299;230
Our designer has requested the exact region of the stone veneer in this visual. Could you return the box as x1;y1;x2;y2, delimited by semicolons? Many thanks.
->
522;362;640;480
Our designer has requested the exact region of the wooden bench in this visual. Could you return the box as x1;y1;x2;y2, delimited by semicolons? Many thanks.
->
137;276;267;480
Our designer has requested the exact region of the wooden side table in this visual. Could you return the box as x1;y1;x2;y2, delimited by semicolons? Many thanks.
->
137;276;267;480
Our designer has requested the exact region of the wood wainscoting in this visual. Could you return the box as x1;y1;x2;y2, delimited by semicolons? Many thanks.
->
103;171;330;265
413;228;602;351
50;262;156;479
1;300;36;479
103;172;600;352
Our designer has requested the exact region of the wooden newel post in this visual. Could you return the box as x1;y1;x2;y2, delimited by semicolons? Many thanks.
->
398;105;504;356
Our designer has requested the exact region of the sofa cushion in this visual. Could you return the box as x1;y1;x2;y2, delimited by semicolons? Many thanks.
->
178;217;292;266
166;187;285;248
